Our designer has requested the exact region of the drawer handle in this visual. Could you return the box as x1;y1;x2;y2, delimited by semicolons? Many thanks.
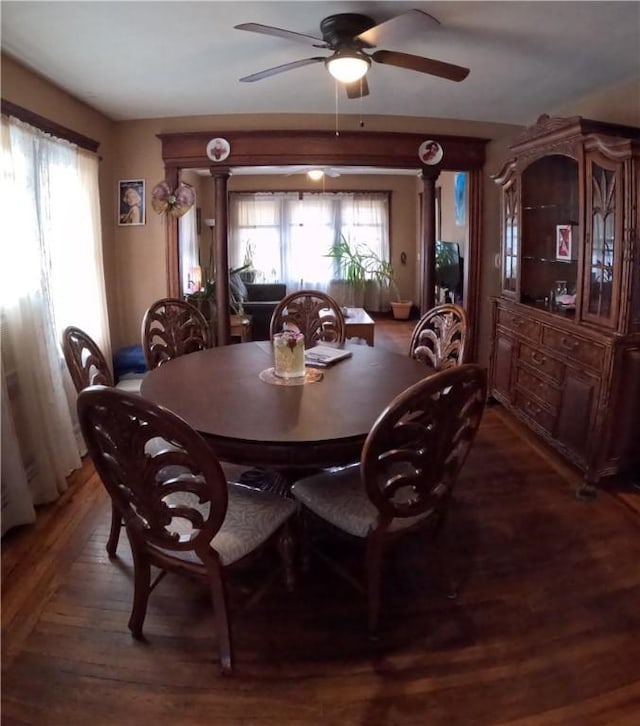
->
524;401;541;416
531;352;546;365
512;316;525;328
560;336;579;351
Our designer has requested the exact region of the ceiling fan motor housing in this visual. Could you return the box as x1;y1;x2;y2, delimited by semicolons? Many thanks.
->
319;14;376;49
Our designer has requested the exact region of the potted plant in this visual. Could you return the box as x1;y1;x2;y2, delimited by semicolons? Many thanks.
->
326;236;413;319
186;265;250;322
239;241;257;284
326;235;368;307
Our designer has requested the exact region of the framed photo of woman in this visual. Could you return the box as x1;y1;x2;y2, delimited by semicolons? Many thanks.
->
118;179;145;226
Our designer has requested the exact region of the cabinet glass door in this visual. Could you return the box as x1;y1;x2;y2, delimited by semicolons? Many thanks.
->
502;180;518;294
583;155;622;328
519;155;579;314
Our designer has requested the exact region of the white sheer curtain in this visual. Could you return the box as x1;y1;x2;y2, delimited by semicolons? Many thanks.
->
283;194;335;291
0;116;109;534
229;193;291;282
179;202;199;295
229;192;389;299
340;193;391;311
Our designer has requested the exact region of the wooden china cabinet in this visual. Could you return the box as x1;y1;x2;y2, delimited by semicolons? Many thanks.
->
490;115;640;495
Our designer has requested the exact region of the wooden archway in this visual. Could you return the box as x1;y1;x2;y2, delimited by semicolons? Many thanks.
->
158;129;487;349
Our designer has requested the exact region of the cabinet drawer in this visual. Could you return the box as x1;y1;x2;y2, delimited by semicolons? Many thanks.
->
514;390;555;435
516;366;561;409
541;327;604;371
519;343;565;383
498;308;541;341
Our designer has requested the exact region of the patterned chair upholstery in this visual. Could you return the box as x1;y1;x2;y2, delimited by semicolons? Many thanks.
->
77;386;297;674
141;297;212;371
291;364;487;634
408;303;469;370
269;290;346;345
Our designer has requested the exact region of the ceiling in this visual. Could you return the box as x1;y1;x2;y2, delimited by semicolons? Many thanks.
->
2;1;638;125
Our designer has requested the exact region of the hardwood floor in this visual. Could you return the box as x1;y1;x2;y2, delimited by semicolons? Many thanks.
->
3;317;640;725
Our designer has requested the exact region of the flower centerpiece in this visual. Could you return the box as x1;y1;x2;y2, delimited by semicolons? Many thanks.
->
273;329;305;379
151;180;195;218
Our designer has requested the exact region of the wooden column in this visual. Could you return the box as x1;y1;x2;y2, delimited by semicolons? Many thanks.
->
164;166;180;297
212;169;231;346
419;168;440;313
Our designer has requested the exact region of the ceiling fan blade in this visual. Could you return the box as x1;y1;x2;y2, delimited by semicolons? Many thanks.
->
355;10;440;48
345;76;370;99
372;50;470;82
240;57;325;83
234;22;326;48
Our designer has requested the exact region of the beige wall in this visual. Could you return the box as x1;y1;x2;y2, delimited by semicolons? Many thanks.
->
93;112;520;351
3;55;635;365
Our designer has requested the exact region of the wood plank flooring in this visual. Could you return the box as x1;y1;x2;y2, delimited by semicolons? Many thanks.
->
3;316;640;725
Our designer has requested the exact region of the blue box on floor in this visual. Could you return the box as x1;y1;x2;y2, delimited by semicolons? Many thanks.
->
113;345;146;382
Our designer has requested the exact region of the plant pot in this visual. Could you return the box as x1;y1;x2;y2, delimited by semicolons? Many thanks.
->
390;300;413;320
239;270;256;284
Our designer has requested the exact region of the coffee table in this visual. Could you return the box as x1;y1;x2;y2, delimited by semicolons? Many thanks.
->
230;314;252;343
344;308;375;346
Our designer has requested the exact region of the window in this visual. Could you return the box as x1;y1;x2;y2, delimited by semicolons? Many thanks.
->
229;192;389;290
1;114;109;532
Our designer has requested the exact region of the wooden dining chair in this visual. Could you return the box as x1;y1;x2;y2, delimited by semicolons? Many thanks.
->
408;303;469;370
269;290;346;345
62;325;146;393
77;385;297;674
141;297;212;370
62;325;146;557
291;364;487;635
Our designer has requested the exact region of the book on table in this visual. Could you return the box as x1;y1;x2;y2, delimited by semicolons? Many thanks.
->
304;345;353;366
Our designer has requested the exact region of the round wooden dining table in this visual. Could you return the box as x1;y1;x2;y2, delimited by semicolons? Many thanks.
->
141;341;429;471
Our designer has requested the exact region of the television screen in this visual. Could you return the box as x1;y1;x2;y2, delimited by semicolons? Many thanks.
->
435;241;462;297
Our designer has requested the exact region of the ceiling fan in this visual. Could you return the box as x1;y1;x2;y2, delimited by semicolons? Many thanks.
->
235;9;469;99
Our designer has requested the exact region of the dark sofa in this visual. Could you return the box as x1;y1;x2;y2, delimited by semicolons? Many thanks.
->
238;282;287;340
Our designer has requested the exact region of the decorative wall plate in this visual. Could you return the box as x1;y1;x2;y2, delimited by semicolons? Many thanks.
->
206;137;231;162
418;140;443;165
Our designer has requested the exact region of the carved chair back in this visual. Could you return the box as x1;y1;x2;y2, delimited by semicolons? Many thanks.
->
142;297;212;370
362;363;487;529
291;363;487;634
77;386;236;668
269;290;346;345
78;386;297;673
62;325;114;391
408;303;469;370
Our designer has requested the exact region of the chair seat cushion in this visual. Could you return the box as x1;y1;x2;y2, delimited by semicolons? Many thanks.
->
158;483;297;566
291;465;429;538
115;373;146;394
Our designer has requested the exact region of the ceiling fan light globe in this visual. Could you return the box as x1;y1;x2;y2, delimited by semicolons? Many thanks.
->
307;169;325;181
326;51;370;83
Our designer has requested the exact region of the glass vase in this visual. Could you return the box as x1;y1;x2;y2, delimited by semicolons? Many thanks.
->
273;331;305;379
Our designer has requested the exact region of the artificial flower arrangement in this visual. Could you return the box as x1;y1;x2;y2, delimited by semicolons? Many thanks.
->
276;329;304;351
151;180;195;218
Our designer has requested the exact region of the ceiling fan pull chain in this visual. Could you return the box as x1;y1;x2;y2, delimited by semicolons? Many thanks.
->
335;79;340;136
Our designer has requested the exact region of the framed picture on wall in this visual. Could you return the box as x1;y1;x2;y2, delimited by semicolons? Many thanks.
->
556;224;572;261
454;172;466;227
118;179;145;226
